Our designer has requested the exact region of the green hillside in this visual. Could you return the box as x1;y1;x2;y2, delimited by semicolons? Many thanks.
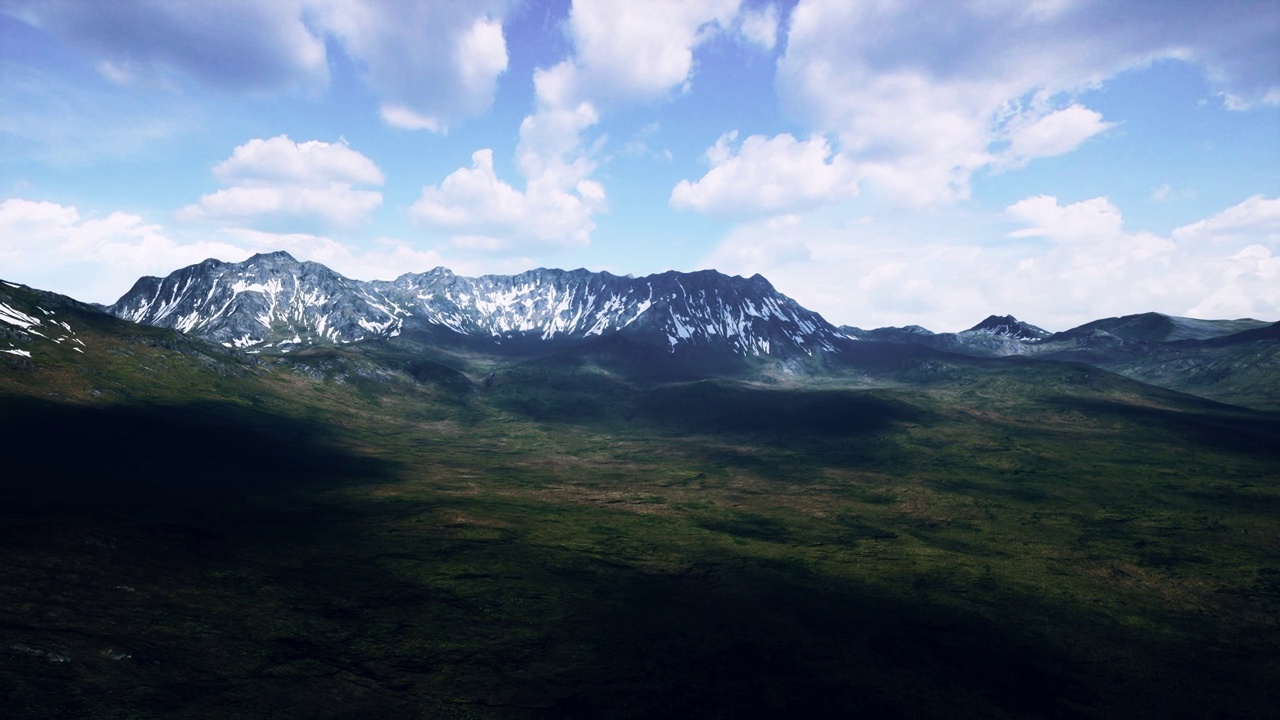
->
2;292;1278;718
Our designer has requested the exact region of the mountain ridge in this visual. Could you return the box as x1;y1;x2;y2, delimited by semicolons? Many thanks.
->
107;252;845;360
10;254;1274;410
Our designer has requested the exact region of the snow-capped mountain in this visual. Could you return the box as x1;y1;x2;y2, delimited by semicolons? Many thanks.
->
838;315;1047;356
1;280;89;360
108;253;403;350
107;252;844;357
963;314;1050;342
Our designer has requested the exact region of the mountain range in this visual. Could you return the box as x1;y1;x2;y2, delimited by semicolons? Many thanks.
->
4;255;1280;718
106;251;841;359
84;251;1280;410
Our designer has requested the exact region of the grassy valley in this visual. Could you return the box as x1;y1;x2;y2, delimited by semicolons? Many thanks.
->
2;290;1279;718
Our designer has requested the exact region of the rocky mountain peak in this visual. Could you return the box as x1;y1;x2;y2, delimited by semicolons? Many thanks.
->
964;315;1050;341
107;255;845;358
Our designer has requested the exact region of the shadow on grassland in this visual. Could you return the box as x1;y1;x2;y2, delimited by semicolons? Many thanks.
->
639;381;929;437
434;533;1276;720
1046;396;1280;456
2;443;1275;719
0;395;397;517
0;498;1101;719
534;555;1092;719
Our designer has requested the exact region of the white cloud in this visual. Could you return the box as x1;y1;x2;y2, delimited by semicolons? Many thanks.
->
411;143;604;250
0;198;248;303
415;0;762;251
3;0;329;93
671;132;858;214
211;135;384;186
215;227;541;281
179;136;384;228
1005;194;1125;242
775;0;1279;206
4;1;514;130
1001;103;1114;167
1187;245;1280;319
700;194;1279;332
0;197;540;304
736;3;779;51
1172;194;1280;244
181;185;383;228
315;2;512;132
552;0;740;107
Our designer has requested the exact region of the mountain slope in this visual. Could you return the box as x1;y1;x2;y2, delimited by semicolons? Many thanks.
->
6;276;1280;718
108;253;844;359
963;314;1050;341
106;253;403;349
1;280;93;362
1049;312;1270;343
836;312;1280;410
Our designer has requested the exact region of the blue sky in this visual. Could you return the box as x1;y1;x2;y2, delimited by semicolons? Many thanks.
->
1;0;1277;331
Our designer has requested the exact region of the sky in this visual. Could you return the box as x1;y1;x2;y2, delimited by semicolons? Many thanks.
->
1;0;1278;332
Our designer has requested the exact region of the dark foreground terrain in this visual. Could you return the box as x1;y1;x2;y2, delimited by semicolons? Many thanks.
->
1;286;1278;718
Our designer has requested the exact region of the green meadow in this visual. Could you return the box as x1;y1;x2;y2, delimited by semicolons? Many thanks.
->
1;304;1278;718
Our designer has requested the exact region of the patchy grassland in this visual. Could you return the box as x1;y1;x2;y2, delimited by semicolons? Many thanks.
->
1;318;1278;718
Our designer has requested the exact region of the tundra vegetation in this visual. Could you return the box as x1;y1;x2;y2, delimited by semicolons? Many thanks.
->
1;280;1278;718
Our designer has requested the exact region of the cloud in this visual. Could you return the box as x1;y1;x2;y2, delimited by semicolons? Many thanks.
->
736;3;779;51
1186;245;1280;319
4;0;515;130
415;0;764;250
315;1;512;132
775;0;1280;205
410;148;603;249
211;135;384;186
215;228;455;281
671;132;858;214
1172;194;1280;244
0;198;248;303
1001;103;1114;167
0;197;538;304
546;0;740;107
1005;194;1125;242
4;0;329;93
700;194;1279;332
179;136;384;228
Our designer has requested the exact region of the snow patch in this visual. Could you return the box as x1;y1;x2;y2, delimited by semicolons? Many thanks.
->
0;303;41;329
3;348;32;357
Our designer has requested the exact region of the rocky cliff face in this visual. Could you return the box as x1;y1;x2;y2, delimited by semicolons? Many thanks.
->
108;253;844;358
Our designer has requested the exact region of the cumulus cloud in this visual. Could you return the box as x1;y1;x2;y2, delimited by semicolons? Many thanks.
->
315;1;512;132
736;3;779;51
1005;195;1125;242
774;0;1279;206
211;135;384;186
1000;104;1114;168
3;0;515;130
1186;245;1280;319
179;136;384;228
0;197;535;304
0;198;248;303
410;148;604;249
546;0;741;108
700;194;1279;331
1172;195;1280;245
3;0;329;93
670;132;857;214
416;0;766;250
